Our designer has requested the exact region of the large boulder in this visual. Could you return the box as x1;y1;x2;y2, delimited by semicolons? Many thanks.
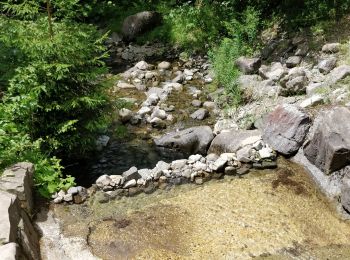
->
208;130;261;155
262;104;311;156
122;11;162;41
304;107;350;174
154;126;214;154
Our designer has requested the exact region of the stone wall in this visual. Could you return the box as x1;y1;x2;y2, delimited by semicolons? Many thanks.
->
0;162;40;260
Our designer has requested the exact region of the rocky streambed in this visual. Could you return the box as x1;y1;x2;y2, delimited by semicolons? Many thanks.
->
35;38;350;259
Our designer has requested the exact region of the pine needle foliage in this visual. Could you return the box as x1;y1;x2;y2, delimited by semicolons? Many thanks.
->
0;0;110;197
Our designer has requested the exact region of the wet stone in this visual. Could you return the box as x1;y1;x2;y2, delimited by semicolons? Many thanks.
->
143;182;157;194
128;187;142;197
237;167;250;176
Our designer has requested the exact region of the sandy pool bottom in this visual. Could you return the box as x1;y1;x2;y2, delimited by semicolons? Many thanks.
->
45;159;350;260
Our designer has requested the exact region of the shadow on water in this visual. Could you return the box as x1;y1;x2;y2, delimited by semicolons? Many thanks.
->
65;138;187;187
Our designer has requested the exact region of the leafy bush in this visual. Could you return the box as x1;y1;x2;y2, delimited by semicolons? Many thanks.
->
0;1;110;197
210;6;261;105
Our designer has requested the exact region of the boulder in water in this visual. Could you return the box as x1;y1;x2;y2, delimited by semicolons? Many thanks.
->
154;126;214;154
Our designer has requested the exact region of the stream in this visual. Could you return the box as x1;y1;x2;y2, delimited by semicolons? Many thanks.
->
36;54;350;259
38;158;350;259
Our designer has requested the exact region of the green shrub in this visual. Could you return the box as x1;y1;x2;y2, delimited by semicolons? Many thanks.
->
0;1;110;197
210;6;261;105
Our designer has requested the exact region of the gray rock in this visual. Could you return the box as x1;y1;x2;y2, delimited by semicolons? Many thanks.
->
213;119;239;135
299;94;324;108
122;166;140;181
193;161;207;172
188;154;202;164
208;130;261;154
117;82;136;89
236;56;261;74
63;193;73;202
203;101;216;110
67;187;79;195
119;108;133;123
150;117;166;129
130;114;142;125
191;100;202;107
110;175;124;186
318;57;337;74
96;135;110;151
0;243;20;260
306;82;325;96
263;104;311;155
236;146;253;163
138;169;152;181
138;106;152;116
325;65;350;86
158;61;171;70
123;179;137;189
258;147;275;160
156;161;171;171
322;43;341;53
171;159;188;170
163;82;183;92
144;93;160;106
206;153;219;162
151;107;167;120
286;56;302;68
190;108;209;120
210;157;228;171
280;76;308;96
154;126;214;154
259;62;286;81
53;196;63;204
122;11;161;41
147;86;169;100
96;175;112;188
304;107;350;174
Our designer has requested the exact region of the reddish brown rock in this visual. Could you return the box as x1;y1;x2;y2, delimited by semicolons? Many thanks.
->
262;104;310;155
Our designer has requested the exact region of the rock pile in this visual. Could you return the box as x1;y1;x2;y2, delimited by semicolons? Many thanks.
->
92;134;276;200
114;57;215;130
